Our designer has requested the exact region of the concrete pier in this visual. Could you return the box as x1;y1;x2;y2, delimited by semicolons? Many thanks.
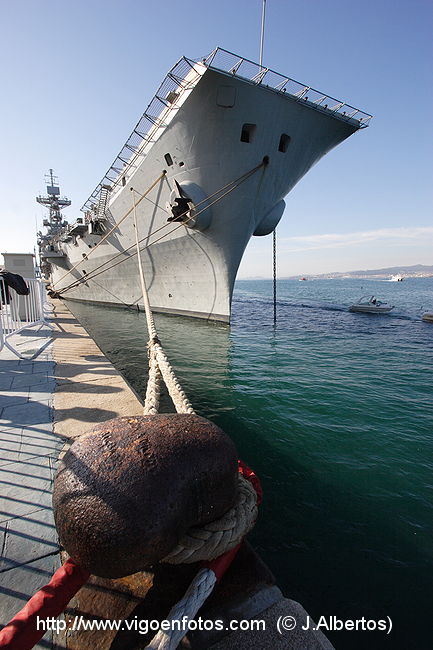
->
0;300;334;649
0;301;143;648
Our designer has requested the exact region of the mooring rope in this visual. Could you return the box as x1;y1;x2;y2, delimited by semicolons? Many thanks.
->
130;186;261;649
131;187;195;416
56;160;265;297
145;568;217;650
145;461;261;650
51;171;167;289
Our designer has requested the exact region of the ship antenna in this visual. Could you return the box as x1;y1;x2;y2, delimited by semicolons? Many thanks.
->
259;0;266;67
259;1;277;324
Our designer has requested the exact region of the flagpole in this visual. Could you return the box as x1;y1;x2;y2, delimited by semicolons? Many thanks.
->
260;0;266;67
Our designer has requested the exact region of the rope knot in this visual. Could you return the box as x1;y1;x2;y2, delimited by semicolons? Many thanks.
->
162;464;260;565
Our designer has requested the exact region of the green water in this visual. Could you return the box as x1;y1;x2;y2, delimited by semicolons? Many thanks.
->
68;277;433;649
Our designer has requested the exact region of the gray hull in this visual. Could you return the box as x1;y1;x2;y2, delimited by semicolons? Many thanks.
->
45;50;369;322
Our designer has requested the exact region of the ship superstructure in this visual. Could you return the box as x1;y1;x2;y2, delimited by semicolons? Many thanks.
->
39;48;372;322
37;170;72;278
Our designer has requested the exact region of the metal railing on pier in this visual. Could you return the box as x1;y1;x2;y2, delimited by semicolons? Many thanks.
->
0;278;54;359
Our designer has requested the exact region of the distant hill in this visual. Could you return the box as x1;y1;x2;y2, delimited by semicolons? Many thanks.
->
285;264;433;280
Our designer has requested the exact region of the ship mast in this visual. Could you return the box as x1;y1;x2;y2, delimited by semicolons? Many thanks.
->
36;169;71;276
36;169;71;233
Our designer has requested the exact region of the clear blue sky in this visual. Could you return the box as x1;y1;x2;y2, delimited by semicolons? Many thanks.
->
1;0;432;277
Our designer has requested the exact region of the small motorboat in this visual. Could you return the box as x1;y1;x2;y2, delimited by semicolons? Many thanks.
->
349;295;394;314
422;312;433;323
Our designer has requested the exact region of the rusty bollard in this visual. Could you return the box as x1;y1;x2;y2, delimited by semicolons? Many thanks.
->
53;414;238;578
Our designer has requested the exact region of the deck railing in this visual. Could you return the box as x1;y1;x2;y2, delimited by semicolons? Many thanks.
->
81;57;203;216
81;47;372;217
203;48;372;127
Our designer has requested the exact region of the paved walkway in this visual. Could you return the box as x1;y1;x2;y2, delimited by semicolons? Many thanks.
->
51;299;142;441
0;323;63;649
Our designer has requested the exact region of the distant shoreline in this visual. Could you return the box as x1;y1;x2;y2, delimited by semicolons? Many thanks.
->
238;265;433;281
239;275;433;281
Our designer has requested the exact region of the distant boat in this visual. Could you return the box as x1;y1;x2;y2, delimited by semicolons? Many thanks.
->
389;274;404;282
422;312;433;323
299;277;307;281
349;295;394;314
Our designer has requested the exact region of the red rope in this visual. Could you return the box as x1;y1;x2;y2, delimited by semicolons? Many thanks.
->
238;459;263;506
0;559;90;650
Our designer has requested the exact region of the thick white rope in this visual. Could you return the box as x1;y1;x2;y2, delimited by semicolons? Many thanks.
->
145;568;217;650
143;345;161;415
143;479;257;650
153;345;194;414
131;186;258;647
132;196;213;646
131;188;195;416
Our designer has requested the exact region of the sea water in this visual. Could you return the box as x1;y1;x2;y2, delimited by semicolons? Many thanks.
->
68;277;433;650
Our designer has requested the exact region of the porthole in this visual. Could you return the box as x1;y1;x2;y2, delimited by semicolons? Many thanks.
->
164;153;174;166
278;134;291;152
240;123;256;143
